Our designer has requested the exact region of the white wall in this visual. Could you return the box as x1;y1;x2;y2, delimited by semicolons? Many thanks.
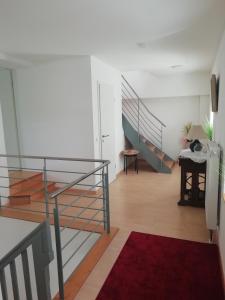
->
199;95;211;125
123;71;210;98
12;56;124;186
91;57;124;174
142;96;210;160
0;69;20;167
212;29;225;276
13;56;96;178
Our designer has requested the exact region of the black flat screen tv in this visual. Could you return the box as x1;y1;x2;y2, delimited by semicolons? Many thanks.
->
211;74;219;112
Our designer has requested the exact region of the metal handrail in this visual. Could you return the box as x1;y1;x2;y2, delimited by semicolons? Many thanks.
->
50;160;109;199
52;162;110;299
123;98;162;136
122;92;162;133
122;75;140;100
123;110;161;148
123;99;161;143
122;75;166;127
123;101;162;145
0;221;53;300
0;154;110;300
0;153;108;163
122;75;167;152
140;99;166;128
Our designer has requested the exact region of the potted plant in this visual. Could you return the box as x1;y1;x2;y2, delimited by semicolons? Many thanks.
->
203;119;213;141
181;122;192;148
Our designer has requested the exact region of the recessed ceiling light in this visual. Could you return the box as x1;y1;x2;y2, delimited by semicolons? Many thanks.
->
170;64;183;69
137;42;147;48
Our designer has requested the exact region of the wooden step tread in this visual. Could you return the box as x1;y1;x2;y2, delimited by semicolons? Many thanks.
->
156;152;165;161
9;171;42;187
147;144;156;152
164;160;175;169
10;182;55;197
145;142;167;161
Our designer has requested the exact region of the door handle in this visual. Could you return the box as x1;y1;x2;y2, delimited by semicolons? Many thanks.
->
102;135;110;138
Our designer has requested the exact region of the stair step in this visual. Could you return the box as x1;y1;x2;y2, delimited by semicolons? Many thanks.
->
140;135;147;143
9;170;42;186
9;195;31;205
147;144;156;152
155;150;165;161
122;114;174;173
9;182;56;205
10;171;43;196
30;182;57;201
164;160;175;169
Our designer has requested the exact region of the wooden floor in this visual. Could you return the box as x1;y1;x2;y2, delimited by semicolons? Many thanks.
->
75;162;209;300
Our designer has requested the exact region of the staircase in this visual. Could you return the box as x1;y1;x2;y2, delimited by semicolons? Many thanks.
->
9;170;57;205
0;154;111;300
122;75;175;173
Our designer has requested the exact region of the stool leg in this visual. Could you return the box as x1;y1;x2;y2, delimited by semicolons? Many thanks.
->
136;156;138;174
124;156;125;172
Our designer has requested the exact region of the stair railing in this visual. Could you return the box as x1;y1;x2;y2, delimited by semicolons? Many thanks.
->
0;154;110;300
122;75;166;152
0;220;54;300
50;160;110;300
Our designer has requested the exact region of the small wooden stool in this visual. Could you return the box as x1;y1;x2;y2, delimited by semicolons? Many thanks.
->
122;149;139;174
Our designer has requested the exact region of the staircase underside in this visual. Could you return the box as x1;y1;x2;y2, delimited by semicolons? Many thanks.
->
122;115;175;173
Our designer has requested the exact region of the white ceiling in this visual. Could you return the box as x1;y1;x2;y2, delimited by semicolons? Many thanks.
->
0;0;225;74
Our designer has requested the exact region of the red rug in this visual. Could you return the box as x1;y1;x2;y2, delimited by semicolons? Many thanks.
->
96;232;224;300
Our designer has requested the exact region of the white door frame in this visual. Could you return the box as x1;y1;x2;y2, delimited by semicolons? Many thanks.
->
97;81;116;182
97;82;103;160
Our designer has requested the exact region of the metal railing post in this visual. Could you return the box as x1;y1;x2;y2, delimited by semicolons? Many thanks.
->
160;125;163;169
102;166;110;234
0;221;54;300
137;98;140;142
161;125;163;152
53;201;64;300
102;169;106;231
43;158;49;218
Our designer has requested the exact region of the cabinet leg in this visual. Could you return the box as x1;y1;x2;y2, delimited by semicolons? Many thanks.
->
209;230;213;243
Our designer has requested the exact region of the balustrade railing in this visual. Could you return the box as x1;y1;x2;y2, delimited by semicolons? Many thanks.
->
122;75;166;151
0;154;110;300
0;220;54;300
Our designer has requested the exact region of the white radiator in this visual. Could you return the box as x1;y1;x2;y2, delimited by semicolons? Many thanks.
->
205;142;220;231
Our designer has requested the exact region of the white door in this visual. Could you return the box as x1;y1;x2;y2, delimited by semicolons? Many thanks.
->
98;83;116;183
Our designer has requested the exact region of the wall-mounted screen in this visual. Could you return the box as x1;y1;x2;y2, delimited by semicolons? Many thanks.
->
211;74;219;112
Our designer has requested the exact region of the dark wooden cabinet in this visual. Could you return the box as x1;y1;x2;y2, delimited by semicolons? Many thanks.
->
178;157;206;208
